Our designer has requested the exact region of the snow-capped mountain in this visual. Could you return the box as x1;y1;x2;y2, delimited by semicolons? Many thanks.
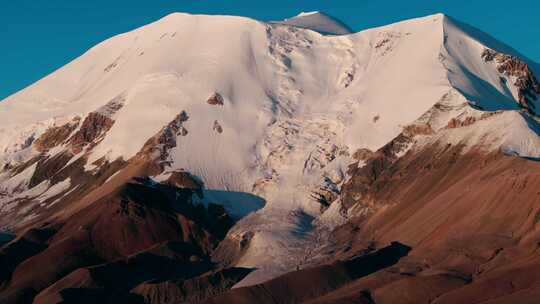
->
273;11;353;35
1;11;540;304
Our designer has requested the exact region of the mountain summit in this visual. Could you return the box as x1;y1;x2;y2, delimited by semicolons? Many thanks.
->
1;12;540;304
274;11;354;35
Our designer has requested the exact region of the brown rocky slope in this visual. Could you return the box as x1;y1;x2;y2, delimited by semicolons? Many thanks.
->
200;104;540;303
0;176;251;303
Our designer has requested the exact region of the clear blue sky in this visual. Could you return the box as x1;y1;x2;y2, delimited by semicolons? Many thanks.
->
2;0;540;100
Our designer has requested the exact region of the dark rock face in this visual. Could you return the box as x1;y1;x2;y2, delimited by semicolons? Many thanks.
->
7;229;103;294
140;111;189;172
206;93;224;106
445;111;500;129
0;177;237;304
213;120;223;133
28;151;74;188
97;95;125;116
33;96;125;155
0;97;129;229
34;118;80;153
51;178;228;260
0;228;56;288
352;148;375;161
69;112;115;154
402;123;433;136
482;48;540;115
204;242;410;304
32;241;213;304
132;267;253;304
311;184;339;212
165;171;204;198
0;233;14;247
342;133;412;210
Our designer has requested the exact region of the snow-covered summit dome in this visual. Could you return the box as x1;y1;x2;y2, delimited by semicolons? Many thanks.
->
274;11;353;35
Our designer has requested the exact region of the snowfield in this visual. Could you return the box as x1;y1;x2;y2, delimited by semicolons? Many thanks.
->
273;11;353;35
1;11;539;286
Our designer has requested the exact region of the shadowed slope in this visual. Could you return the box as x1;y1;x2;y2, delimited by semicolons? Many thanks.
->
204;242;410;304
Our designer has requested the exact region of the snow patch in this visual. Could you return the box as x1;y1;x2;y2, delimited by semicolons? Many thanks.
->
37;178;71;202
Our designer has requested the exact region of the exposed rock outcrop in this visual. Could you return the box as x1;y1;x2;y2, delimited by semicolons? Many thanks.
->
206;92;224;106
165;171;204;198
132;267;252;304
342;133;412;210
403;123;434;136
352;148;375;162
311;183;339;212
0;177;237;303
34;118;80;152
140;111;189;172
482;48;540;115
213;120;223;133
31;95;124;158
69;112;115;154
28;152;74;188
445;111;501;129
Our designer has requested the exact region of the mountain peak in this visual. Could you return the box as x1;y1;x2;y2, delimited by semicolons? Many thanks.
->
275;11;353;35
296;11;321;17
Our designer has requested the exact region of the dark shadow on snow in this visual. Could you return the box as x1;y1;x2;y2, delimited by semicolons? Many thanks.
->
450;67;519;112
198;189;266;220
